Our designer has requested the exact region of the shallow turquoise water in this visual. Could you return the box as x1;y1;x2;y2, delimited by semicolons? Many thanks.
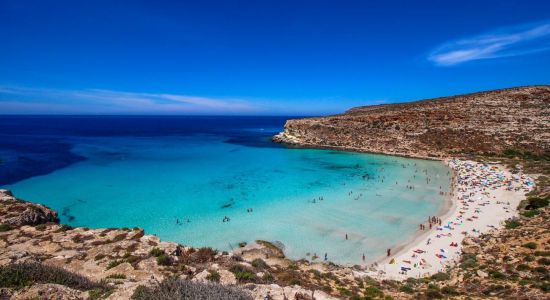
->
6;134;450;265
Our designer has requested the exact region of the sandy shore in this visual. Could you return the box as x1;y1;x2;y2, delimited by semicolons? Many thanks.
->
364;159;535;280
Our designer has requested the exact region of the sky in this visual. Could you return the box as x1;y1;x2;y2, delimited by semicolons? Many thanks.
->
0;0;549;115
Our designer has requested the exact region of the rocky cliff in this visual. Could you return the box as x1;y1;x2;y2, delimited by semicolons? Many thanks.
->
274;86;550;159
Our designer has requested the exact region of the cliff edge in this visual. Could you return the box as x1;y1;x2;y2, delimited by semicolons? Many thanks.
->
274;86;550;159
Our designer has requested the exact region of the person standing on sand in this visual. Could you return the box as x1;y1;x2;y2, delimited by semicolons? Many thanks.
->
387;248;391;256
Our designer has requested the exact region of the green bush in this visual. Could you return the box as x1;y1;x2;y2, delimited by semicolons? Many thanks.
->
0;224;11;232
523;242;538;250
431;272;450;281
363;286;384;298
35;224;47;231
489;270;506;280
521;210;540;218
441;286;459;295
251;258;268;269
229;264;257;283
106;260;123;270
505;219;521;229
156;254;172;266
537;258;550;266
149;248;164;257
130;277;252;300
399;284;415;294
206;270;220;282
0;262;110;293
526;196;549;210
460;253;477;269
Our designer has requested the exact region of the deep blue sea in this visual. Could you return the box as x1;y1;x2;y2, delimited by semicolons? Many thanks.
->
0;116;450;265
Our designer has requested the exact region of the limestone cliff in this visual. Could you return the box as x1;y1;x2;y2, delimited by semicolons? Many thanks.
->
274;86;550;158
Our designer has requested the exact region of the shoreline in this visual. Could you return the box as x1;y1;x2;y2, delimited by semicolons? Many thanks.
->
367;161;458;268
363;159;534;280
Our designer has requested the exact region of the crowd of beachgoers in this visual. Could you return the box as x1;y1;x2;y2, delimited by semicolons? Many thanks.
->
365;159;535;280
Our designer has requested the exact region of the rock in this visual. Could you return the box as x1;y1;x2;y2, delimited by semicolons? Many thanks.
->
477;270;488;278
218;269;237;285
10;205;59;227
192;269;210;282
273;86;549;158
13;283;85;300
0;189;13;197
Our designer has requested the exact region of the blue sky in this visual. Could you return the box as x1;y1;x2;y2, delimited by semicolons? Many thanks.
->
1;0;549;115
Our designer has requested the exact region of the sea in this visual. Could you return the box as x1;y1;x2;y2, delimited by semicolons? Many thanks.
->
0;115;450;265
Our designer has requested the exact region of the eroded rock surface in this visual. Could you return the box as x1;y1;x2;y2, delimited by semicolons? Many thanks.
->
274;86;550;158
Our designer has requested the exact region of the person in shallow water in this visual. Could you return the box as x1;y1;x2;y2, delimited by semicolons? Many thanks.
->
324;253;328;261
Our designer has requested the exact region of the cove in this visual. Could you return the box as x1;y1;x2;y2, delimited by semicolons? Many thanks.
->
1;116;451;265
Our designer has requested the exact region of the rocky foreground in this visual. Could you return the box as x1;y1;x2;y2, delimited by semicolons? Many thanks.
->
274;86;550;159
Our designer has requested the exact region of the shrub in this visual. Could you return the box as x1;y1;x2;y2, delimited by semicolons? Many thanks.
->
537;258;550;266
534;251;550;257
89;288;113;300
288;263;299;270
57;224;73;232
431;272;450;281
290;278;301;286
460;253;477;269
441;286;458;295
35;224;47;231
399;284;415;294
526;196;549;210
0;262;110;293
251;258;268;269
206;270;220;282
106;273;126;279
504;219;521;229
188;247;217;263
149;248;164;257
524;255;535;262
130;277;252;300
229;264;257;283
425;289;443;299
0;224;11;232
261;272;274;283
516;264;530;271
521;210;540;218
106;260;123;270
489;271;506;280
523;242;538;250
156;254;172;266
364;286;384;298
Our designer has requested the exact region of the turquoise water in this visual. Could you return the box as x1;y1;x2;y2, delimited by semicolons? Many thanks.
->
5;133;450;265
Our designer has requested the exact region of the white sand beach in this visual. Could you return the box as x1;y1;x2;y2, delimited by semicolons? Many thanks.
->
365;159;535;280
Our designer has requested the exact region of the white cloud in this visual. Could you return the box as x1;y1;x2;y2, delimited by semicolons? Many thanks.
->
429;21;550;66
0;86;260;114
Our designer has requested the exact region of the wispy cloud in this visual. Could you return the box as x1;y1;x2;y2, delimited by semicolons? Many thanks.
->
429;21;550;66
0;86;261;114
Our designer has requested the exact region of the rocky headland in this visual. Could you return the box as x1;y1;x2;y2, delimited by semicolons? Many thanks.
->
274;86;550;159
